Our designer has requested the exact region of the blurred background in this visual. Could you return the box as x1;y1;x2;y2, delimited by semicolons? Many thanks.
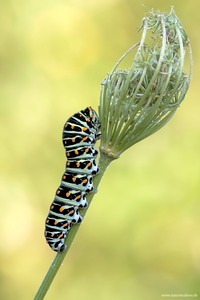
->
0;0;199;299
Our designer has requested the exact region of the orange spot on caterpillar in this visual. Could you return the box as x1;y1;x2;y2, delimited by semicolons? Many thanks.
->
82;179;88;184
72;137;76;143
76;195;81;200
51;205;54;209
75;150;79;155
87;162;92;167
71;125;75;129
54;220;58;225
59;233;64;239
60;207;64;212
51;233;54;237
82;137;88;142
63;222;68;228
88;106;93;117
69;209;74;215
82;127;87;131
57;190;61;195
76;162;80;167
85;148;89;153
72;177;76;182
66;192;70;197
63;175;66;179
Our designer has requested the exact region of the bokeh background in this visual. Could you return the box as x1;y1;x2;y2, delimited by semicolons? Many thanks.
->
0;1;199;299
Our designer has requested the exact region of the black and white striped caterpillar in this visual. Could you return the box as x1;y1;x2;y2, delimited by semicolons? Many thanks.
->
44;107;100;252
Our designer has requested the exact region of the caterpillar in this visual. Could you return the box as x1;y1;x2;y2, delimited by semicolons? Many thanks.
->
44;107;100;252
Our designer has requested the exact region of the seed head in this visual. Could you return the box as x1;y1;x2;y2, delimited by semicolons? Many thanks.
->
99;8;192;159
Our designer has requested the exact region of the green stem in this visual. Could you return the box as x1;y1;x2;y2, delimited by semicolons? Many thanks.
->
34;151;113;300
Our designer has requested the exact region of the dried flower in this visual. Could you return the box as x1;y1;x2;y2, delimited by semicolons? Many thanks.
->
99;8;192;159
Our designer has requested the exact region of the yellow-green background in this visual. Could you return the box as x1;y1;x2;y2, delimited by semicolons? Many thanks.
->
0;1;199;299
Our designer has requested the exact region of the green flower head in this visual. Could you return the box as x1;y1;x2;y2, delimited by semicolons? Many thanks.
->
99;8;192;159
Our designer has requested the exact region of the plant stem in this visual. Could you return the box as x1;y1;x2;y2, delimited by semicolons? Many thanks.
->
34;151;113;300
